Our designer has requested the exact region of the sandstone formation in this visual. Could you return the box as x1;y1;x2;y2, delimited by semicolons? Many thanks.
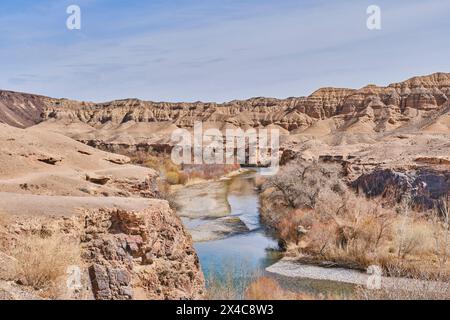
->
0;204;205;300
1;73;449;158
83;205;205;300
1;73;449;203
35;73;450;130
1;72;450;299
0;124;205;300
0;90;47;128
0;123;158;198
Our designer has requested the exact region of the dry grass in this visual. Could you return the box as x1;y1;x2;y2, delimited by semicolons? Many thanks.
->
245;277;315;300
182;164;240;181
356;286;450;300
298;197;449;277
277;209;315;245
8;233;81;292
131;151;240;186
261;160;450;281
205;264;316;300
205;263;258;300
165;171;180;185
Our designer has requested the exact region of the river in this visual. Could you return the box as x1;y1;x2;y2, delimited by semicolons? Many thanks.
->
175;170;355;298
193;171;280;279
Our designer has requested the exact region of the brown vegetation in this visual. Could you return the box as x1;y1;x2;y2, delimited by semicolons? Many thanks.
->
245;277;315;300
205;264;258;300
7;233;81;294
131;151;240;186
205;264;314;300
261;160;450;280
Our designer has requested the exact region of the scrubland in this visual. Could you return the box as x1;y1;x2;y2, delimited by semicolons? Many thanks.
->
131;151;240;185
259;160;450;290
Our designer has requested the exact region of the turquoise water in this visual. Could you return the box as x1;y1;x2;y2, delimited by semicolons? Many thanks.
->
195;231;280;278
193;172;280;280
188;172;354;298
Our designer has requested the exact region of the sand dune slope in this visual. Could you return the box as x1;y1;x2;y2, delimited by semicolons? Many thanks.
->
0;123;156;197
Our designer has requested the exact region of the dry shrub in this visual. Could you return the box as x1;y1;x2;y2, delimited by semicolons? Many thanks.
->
163;159;179;173
156;178;171;196
164;168;188;186
254;176;266;190
245;277;315;300
261;158;450;292
144;155;161;170
182;164;240;181
264;160;346;210
277;209;314;245
303;220;333;257
206;265;315;300
275;193;396;269
130;152;183;175
129;151;166;168
129;151;241;186
395;219;434;259
178;172;189;185
128;150;148;164
356;286;450;300
166;171;180;185
132;152;239;185
9;233;80;290
263;161;450;279
156;179;181;210
326;197;394;264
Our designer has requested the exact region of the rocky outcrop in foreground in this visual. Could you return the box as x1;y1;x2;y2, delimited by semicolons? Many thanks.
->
83;204;205;300
0;201;205;300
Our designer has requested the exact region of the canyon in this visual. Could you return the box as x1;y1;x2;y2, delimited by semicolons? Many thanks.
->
0;72;449;299
0;123;204;299
1;73;449;171
2;72;448;202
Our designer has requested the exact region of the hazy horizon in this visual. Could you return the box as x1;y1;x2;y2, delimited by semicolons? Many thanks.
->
3;71;450;104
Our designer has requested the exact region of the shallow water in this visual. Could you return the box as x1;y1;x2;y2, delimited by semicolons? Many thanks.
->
181;171;355;298
193;172;280;278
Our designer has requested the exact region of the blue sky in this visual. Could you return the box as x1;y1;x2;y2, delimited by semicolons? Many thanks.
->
1;0;450;102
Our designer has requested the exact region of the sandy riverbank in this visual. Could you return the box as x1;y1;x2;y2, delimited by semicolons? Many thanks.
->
266;259;448;294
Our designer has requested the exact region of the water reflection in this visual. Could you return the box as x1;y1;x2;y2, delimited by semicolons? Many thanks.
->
193;171;280;279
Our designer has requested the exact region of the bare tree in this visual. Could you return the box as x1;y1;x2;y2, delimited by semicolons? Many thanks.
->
265;160;346;210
